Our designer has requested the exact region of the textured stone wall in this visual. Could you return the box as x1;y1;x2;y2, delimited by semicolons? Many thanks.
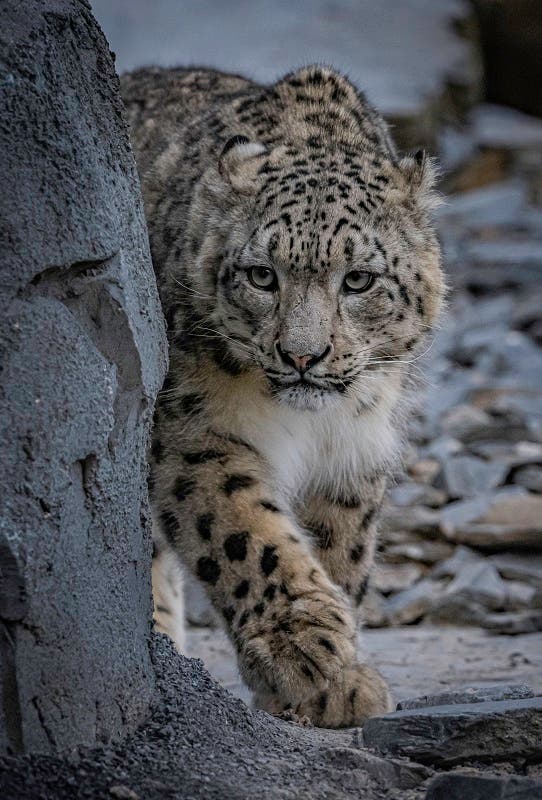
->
0;0;167;754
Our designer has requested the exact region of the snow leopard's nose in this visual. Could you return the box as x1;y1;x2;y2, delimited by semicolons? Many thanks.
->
277;343;331;374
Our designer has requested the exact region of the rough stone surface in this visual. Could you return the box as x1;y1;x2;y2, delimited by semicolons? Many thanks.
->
0;0;167;754
362;697;542;766
425;772;542;800
396;684;534;711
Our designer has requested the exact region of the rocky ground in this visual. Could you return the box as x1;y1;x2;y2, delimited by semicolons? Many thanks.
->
1;634;541;800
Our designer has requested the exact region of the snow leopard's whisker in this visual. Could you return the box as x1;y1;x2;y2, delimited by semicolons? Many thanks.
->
173;277;214;299
191;326;255;354
353;325;434;356
363;336;436;366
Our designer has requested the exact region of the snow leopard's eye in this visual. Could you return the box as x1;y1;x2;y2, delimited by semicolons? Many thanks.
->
343;270;375;293
248;266;278;291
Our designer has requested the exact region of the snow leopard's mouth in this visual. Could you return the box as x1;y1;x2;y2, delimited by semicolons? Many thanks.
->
268;375;329;391
266;372;351;393
265;373;352;410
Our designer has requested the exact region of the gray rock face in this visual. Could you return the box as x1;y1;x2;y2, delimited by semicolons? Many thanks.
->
362;697;542;766
0;0;167;754
425;772;542;800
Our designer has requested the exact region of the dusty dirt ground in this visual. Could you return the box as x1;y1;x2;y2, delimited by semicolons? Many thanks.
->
186;624;542;709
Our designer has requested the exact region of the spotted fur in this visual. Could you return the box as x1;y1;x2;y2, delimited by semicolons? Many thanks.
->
122;65;444;726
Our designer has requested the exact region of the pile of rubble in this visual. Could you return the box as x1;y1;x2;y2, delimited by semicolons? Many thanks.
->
369;103;542;636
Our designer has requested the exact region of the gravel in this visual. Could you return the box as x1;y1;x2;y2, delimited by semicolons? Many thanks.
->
0;635;416;800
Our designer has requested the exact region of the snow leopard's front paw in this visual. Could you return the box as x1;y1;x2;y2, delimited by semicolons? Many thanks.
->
257;662;392;728
239;579;356;706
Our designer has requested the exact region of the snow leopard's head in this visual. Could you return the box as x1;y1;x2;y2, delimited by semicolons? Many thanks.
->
179;68;444;412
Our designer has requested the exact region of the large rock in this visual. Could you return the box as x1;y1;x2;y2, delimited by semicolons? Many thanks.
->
440;491;542;549
362;697;542;766
0;0;167;754
425;772;542;800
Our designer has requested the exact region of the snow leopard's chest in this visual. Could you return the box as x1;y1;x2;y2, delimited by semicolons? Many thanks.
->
219;392;399;501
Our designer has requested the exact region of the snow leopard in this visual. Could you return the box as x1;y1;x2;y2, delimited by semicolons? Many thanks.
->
121;64;444;727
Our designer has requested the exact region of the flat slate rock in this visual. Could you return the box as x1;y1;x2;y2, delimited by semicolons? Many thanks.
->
362;697;542;766
397;684;534;710
442;562;508;610
435;180;527;227
488;553;542;588
440;492;542;549
425;772;542;800
471;103;542;150
476;609;542;635
440;455;507;499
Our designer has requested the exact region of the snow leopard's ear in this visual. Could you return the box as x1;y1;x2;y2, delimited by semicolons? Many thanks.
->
398;149;442;212
217;135;269;194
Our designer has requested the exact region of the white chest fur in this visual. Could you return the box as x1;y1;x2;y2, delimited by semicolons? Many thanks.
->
214;383;401;501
